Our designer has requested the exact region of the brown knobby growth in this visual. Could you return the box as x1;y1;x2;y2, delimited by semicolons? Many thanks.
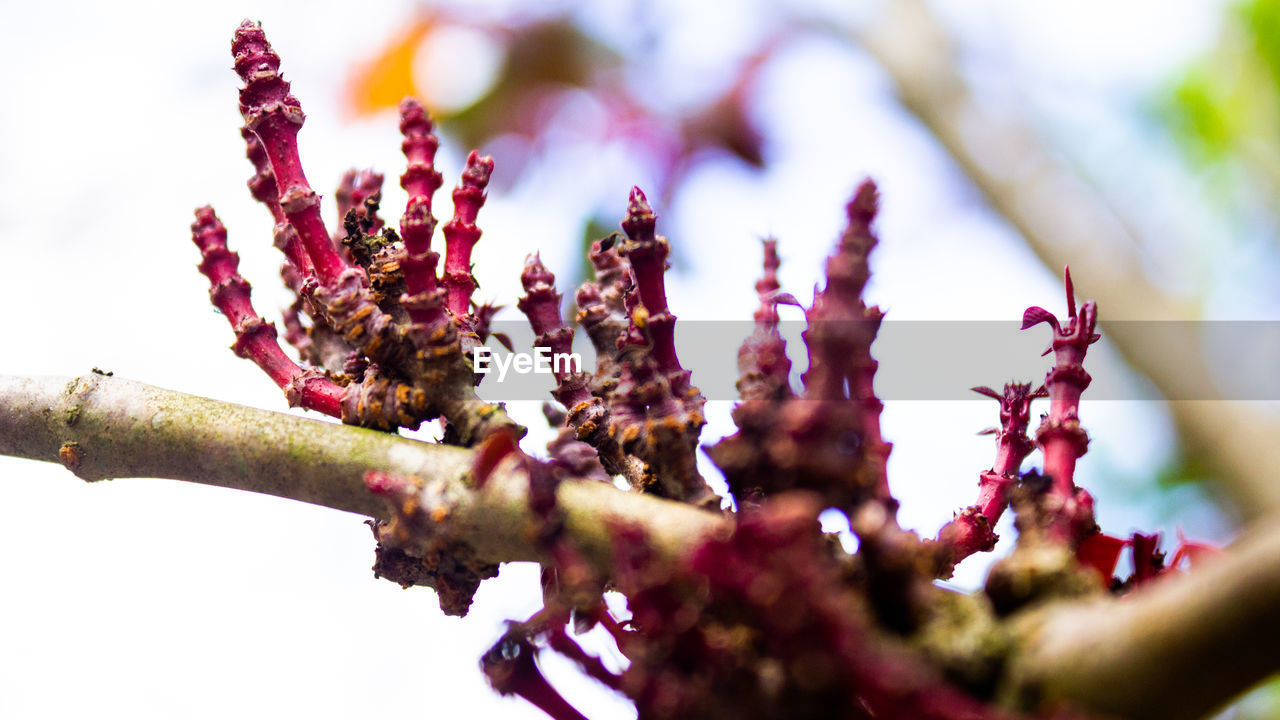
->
181;20;1220;720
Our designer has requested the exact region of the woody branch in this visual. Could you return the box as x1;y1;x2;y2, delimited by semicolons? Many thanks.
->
3;372;1280;719
0;373;723;568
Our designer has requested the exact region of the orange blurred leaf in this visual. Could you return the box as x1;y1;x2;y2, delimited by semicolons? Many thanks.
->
347;17;434;117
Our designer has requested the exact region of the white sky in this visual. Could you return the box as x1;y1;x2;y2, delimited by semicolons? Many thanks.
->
0;1;1244;718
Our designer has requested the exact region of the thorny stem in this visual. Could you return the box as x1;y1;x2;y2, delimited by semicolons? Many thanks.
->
737;237;793;404
840;183;892;508
233;20;348;285
1022;268;1100;543
228;25;517;441
240;126;285;225
518;255;639;485
399;98;445;202
518;254;582;395
442;150;494;320
800;180;893;511
193;210;430;432
574;239;632;413
397;97;446;326
704;238;792;506
240;126;314;276
191;206;344;418
618;187;682;378
754;237;784;321
935;383;1042;575
1030;271;1096;496
602;189;713;506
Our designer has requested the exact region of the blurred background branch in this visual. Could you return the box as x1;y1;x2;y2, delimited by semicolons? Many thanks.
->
856;0;1280;520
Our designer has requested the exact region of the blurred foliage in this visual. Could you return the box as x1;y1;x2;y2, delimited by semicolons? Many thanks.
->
1166;0;1280;201
345;9;769;208
1153;451;1215;492
342;5;810;301
349;16;623;151
347;16;436;117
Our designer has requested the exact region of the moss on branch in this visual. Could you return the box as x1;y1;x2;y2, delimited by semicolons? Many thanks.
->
0;373;727;567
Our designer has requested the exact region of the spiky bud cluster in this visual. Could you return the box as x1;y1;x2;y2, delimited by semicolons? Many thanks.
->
518;200;715;506
707;181;896;519
934;382;1045;577
191;206;344;419
191;22;1216;720
1019;269;1102;543
196;21;520;441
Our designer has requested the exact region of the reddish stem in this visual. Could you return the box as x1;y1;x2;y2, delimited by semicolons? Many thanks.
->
271;223;314;289
191;206;343;418
976;383;1042;522
520;255;634;478
842;184;891;507
400;198;446;329
241;125;314;278
800;180;893;509
397;99;447;327
518;254;588;402
482;636;592;720
753;237;782;325
240;126;285;225
232;21;348;286
442;150;494;318
733;238;793;405
399;98;444;204
617;187;681;376
545;627;623;691
1023;267;1100;542
705;239;794;507
573;239;631;396
936;383;1042;573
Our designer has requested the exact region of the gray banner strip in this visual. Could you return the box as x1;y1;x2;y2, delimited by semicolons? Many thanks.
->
471;321;1278;401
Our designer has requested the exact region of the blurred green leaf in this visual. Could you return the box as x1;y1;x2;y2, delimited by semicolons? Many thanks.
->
1169;67;1236;160
1240;0;1280;84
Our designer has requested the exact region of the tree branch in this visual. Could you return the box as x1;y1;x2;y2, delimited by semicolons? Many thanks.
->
856;0;1280;518
0;373;726;567
5;372;1279;718
1003;519;1280;720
